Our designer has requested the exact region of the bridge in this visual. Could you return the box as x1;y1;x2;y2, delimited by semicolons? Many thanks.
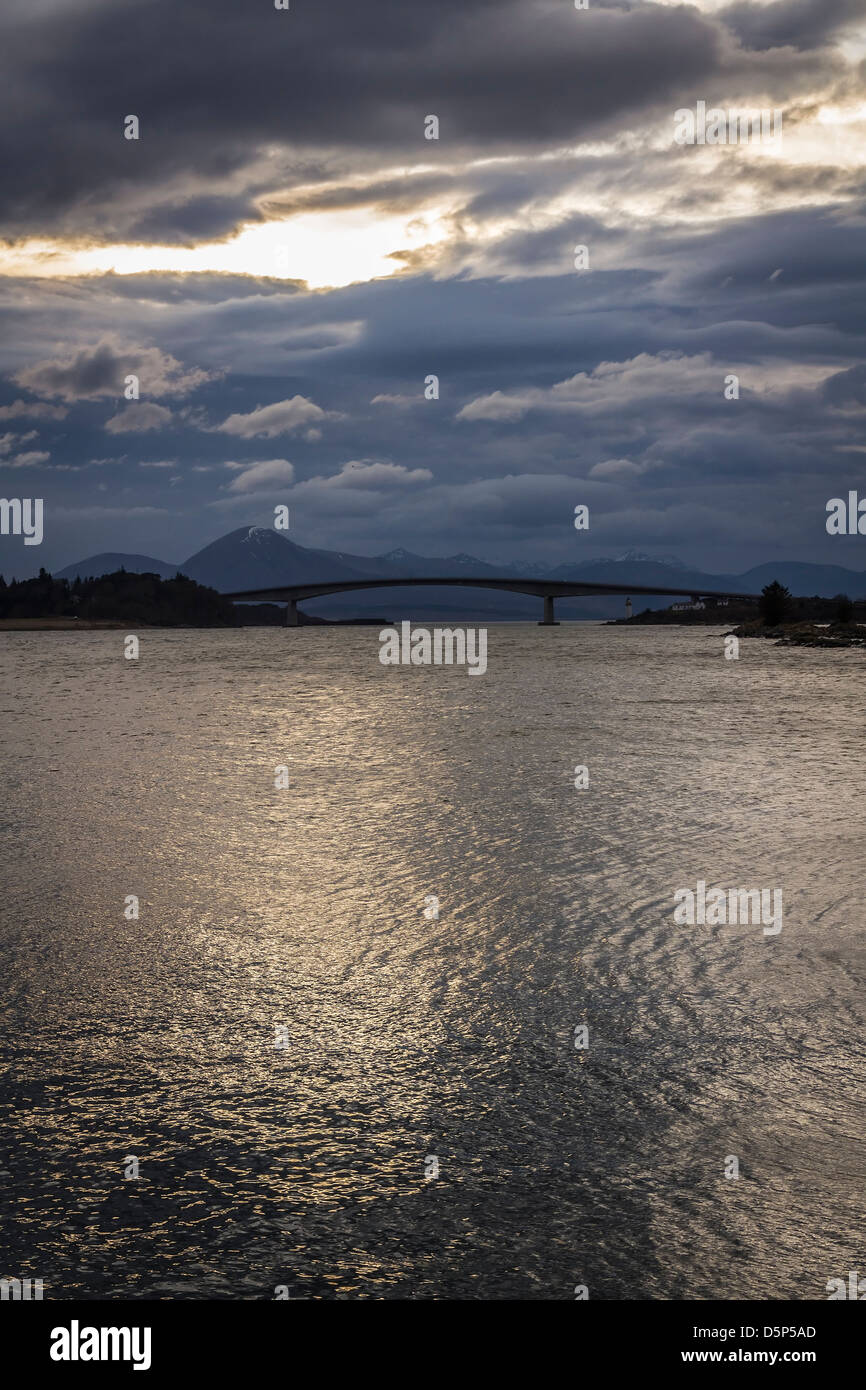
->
223;576;760;625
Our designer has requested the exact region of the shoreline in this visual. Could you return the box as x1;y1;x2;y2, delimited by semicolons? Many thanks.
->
0;617;129;630
0;616;391;631
731;620;866;649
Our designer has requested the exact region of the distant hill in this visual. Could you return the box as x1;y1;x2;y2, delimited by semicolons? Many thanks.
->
56;551;180;581
545;555;866;602
44;529;866;619
737;561;866;598
550;557;720;591
372;548;509;579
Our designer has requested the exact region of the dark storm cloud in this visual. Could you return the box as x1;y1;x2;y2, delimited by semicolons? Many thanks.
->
261;172;460;220
821;362;866;406
90;273;307;303
124;194;266;246
0;0;804;241
722;0;866;53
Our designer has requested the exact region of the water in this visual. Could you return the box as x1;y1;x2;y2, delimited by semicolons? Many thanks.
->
0;624;863;1300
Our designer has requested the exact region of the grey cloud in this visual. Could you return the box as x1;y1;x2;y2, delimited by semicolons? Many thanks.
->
216;397;331;438
13;338;214;401
124;195;269;246
225;458;296;493
0;430;35;454
722;0;866;53
104;402;174;432
3;449;50;468
293;461;433;491
0;396;68;420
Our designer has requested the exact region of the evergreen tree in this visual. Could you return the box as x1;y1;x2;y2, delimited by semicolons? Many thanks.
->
833;594;854;624
759;581;791;626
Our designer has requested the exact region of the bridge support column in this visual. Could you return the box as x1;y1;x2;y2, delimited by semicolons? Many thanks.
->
538;594;559;626
284;600;299;626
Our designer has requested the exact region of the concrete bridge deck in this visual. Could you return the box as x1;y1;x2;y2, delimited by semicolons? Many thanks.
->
223;576;760;625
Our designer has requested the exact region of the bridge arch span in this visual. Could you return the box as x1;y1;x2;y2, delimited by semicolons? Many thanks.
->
223;576;758;626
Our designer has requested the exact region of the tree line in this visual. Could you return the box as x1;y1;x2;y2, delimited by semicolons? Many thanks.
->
758;581;855;626
0;568;237;625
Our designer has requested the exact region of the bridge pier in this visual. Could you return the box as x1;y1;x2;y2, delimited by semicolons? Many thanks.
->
538;594;559;626
284;600;299;626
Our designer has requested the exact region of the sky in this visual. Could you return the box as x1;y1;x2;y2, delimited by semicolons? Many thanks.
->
0;0;864;578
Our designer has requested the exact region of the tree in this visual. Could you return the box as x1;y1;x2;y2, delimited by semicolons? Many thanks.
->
833;593;854;624
759;580;791;626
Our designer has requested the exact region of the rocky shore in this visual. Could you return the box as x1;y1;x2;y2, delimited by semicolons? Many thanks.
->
731;620;866;649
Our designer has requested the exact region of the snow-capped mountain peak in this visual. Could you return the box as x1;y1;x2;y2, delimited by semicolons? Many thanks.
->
611;550;687;569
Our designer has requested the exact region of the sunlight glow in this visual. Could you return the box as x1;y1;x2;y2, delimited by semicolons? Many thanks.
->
0;206;453;288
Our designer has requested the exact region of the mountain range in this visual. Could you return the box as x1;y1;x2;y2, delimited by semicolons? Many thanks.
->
52;527;866;620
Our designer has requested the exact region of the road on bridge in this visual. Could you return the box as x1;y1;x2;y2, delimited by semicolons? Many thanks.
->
223;575;760;626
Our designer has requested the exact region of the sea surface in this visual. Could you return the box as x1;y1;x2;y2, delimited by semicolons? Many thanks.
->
0;624;863;1300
